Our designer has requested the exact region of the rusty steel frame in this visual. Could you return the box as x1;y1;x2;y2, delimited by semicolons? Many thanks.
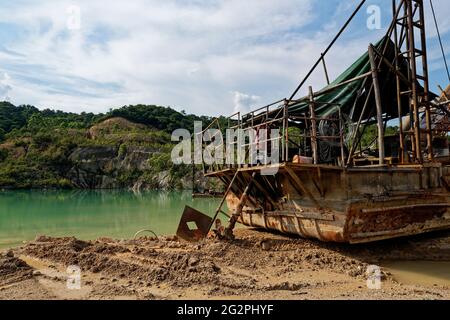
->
213;163;450;243
196;0;450;243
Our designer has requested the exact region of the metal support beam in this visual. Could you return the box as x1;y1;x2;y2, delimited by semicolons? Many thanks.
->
208;170;240;232
309;86;319;165
224;172;257;239
418;0;433;160
368;44;386;165
285;166;321;208
242;172;278;208
406;0;422;162
288;0;367;102
321;53;331;85
393;0;406;163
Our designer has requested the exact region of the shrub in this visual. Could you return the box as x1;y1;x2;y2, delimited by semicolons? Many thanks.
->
118;144;127;158
32;133;54;149
0;148;8;162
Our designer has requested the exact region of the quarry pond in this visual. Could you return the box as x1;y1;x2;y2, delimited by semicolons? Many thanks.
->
0;190;220;249
0;189;449;300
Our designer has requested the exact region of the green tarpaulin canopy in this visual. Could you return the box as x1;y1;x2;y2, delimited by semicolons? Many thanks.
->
287;36;434;124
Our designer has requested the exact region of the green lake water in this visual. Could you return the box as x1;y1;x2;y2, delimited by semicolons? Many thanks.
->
0;190;221;249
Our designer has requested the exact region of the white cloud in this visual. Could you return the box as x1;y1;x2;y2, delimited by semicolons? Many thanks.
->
425;0;450;37
0;72;12;101
233;91;261;114
0;0;316;115
0;0;447;116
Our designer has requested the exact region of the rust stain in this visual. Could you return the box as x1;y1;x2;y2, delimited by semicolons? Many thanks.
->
217;165;450;243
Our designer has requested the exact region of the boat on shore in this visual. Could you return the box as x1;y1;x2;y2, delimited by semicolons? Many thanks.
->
179;0;450;244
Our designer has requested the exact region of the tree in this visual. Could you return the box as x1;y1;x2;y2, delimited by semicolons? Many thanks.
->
27;113;49;132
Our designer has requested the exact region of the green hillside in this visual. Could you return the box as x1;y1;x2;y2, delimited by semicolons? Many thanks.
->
0;102;224;191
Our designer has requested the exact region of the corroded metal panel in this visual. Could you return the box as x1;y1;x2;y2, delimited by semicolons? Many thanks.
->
217;164;450;243
176;206;213;242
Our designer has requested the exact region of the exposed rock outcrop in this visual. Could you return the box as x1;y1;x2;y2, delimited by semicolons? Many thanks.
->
65;145;221;191
67;146;160;189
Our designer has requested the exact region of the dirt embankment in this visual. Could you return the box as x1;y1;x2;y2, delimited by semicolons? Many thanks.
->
1;229;449;300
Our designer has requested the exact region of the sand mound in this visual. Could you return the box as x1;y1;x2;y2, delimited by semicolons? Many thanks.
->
0;251;33;286
3;229;449;300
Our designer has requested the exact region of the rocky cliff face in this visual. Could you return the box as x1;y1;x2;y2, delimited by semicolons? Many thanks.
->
65;145;217;192
67;146;156;189
0;115;223;191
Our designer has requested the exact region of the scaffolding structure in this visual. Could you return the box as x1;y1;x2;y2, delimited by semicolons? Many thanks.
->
179;0;450;243
199;0;450;177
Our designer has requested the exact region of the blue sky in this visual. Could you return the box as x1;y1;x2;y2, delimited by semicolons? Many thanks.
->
0;0;448;116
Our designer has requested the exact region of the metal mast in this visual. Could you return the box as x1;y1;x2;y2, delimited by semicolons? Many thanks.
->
392;0;433;163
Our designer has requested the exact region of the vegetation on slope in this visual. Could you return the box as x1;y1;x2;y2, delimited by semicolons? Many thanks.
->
1;101;399;190
0;102;224;190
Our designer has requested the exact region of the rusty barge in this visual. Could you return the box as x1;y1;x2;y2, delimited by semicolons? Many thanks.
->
177;0;450;243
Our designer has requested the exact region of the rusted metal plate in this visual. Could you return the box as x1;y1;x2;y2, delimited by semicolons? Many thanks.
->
265;210;335;221
217;164;450;243
361;203;450;214
176;206;212;242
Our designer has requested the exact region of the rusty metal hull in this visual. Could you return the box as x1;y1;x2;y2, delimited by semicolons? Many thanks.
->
213;164;450;243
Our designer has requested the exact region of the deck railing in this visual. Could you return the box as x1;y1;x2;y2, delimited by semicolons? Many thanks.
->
198;98;346;176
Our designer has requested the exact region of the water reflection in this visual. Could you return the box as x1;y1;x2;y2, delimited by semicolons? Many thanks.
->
0;190;220;249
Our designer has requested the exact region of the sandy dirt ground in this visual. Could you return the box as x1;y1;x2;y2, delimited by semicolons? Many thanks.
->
0;228;449;300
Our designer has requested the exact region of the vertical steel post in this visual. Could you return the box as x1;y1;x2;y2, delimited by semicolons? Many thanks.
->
403;0;416;162
418;0;433;160
338;107;346;167
406;0;422;162
393;0;405;163
285;102;290;162
309;86;319;164
369;45;386;165
282;104;286;163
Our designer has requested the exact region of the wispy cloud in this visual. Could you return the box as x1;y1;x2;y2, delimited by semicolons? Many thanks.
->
233;91;261;114
0;0;448;115
0;72;12;101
